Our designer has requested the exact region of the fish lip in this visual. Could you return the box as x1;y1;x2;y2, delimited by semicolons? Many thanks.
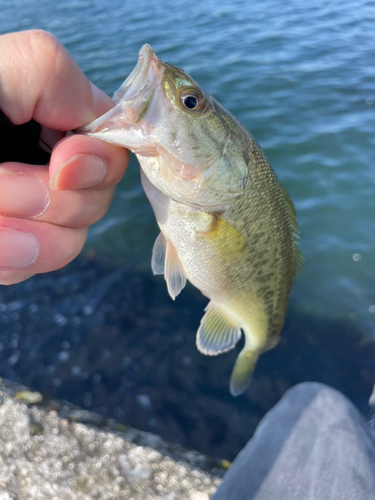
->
77;44;164;135
113;44;164;104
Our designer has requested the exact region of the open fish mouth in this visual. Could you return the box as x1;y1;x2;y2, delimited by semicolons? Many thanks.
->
113;44;162;104
77;44;165;139
78;44;239;209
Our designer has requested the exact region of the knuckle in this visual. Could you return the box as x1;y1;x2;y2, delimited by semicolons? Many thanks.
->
27;30;61;61
0;30;65;124
26;30;66;81
49;228;88;272
71;188;115;229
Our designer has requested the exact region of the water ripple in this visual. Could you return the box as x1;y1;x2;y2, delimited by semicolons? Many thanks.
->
1;0;375;327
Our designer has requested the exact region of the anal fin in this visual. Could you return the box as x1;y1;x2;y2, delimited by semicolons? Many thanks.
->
197;302;242;356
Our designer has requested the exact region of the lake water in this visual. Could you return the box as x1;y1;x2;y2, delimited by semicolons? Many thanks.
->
1;0;375;460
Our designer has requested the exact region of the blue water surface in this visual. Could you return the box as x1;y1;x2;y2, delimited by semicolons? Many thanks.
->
1;0;375;458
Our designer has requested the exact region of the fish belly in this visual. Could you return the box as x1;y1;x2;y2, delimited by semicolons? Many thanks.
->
141;168;269;351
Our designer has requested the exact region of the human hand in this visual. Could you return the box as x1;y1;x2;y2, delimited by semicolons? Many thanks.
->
0;30;129;285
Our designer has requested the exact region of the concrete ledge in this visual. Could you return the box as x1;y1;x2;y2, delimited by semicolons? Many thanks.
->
0;378;227;499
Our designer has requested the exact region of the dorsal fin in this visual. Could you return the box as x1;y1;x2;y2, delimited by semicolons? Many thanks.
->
280;183;305;274
164;240;186;300
294;247;305;274
197;302;242;355
280;183;299;233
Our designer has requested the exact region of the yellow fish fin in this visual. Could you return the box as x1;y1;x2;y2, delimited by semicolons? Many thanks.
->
151;232;166;275
229;348;259;397
196;302;242;355
280;183;304;275
165;240;186;300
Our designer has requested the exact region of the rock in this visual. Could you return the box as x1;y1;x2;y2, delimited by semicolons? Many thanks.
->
0;378;225;499
212;383;375;500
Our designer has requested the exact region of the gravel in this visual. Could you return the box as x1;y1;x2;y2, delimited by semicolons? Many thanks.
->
0;378;226;499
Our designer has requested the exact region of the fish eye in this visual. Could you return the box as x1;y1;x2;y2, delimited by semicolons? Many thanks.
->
180;90;205;112
183;95;198;109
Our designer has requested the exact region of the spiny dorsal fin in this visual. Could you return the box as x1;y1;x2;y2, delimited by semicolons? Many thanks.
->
151;232;166;275
294;247;305;274
280;183;305;274
197;302;242;356
164;240;186;300
280;183;299;233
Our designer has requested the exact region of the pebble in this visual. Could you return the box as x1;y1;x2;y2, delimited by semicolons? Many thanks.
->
0;379;223;499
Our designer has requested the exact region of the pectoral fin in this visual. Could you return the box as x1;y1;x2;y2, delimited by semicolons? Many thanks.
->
229;348;259;396
197;302;242;355
151;232;166;275
164;240;186;300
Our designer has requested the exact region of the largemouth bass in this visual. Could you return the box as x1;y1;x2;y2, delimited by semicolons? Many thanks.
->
79;45;303;396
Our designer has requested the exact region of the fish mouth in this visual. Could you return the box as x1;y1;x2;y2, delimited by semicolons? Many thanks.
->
113;44;163;105
77;44;165;139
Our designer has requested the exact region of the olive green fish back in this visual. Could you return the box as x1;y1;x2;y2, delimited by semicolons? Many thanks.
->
223;136;301;347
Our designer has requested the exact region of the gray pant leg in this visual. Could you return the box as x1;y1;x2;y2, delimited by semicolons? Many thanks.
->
212;382;375;500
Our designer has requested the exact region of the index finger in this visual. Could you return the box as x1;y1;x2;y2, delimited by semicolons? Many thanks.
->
0;30;114;129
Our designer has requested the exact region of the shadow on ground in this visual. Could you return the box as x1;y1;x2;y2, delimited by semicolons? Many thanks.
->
0;256;374;461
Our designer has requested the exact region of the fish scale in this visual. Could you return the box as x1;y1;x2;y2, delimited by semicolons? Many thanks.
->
224;140;297;342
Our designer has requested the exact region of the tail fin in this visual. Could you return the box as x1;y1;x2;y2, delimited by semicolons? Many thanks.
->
229;348;259;396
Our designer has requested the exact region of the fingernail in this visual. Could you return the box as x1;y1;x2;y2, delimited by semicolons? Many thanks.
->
0;170;50;217
50;154;107;190
0;228;39;268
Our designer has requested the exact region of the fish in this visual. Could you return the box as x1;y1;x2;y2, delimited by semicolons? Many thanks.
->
79;44;303;396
